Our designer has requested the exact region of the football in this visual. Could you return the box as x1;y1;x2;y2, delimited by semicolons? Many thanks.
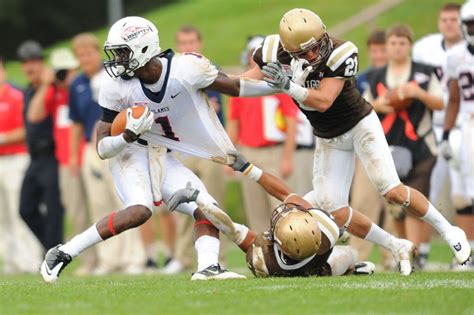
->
386;87;413;111
110;106;147;136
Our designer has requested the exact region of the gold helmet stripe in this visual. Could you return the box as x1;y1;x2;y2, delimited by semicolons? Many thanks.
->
309;209;339;246
327;41;357;71
262;34;280;63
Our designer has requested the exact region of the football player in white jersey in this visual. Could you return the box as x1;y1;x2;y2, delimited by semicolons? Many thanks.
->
443;0;474;269
40;16;279;283
412;3;466;267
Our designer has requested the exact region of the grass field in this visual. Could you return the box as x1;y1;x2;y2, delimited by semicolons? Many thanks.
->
1;240;473;315
1;270;473;314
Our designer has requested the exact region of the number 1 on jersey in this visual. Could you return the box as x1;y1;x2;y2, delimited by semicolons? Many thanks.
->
155;116;180;141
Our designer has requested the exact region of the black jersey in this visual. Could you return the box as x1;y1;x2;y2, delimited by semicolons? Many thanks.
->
253;34;372;139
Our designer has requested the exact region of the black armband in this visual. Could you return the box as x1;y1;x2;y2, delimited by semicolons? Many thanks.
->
442;130;451;141
101;108;120;123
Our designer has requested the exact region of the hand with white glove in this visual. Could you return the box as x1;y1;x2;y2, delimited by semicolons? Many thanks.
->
290;58;313;86
123;107;154;143
262;62;290;90
440;140;453;160
167;182;200;211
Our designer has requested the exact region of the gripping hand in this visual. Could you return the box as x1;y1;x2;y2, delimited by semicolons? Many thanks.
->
168;182;200;211
124;107;154;142
290;59;313;86
262;62;290;90
227;150;249;172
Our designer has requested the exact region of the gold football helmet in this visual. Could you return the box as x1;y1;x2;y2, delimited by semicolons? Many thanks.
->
271;203;321;260
279;8;332;66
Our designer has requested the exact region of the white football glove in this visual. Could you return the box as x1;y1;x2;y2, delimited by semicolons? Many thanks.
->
262;62;290;90
290;58;313;86
439;140;453;160
124;107;154;142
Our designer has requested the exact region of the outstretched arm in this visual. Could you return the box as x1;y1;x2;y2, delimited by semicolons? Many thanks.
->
228;150;313;209
207;71;278;97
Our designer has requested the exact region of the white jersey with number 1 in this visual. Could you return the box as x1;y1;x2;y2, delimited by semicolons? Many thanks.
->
99;50;235;164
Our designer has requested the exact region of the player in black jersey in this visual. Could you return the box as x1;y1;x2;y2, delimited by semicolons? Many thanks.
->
242;8;471;269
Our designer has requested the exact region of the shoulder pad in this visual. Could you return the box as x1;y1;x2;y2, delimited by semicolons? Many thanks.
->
326;41;358;71
261;34;281;64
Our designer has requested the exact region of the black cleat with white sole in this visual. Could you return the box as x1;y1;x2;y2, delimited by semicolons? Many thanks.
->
40;245;72;283
191;264;246;281
353;261;375;275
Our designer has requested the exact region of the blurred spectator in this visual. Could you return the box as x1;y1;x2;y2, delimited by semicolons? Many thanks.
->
0;55;43;273
412;2;465;266
26;46;91;274
160;25;228;274
227;35;298;233
70;33;146;275
350;29;394;270
17;40;65;250
356;30;387;93
364;25;444;265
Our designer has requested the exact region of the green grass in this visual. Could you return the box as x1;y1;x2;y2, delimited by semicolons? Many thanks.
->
1;240;472;315
1;271;472;315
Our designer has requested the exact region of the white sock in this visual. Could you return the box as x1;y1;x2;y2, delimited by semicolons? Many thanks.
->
59;225;103;258
364;223;398;251
419;242;430;256
194;235;219;271
421;203;453;236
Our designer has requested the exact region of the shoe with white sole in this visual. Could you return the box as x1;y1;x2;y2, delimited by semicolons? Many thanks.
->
442;227;471;265
391;239;416;276
191;264;246;281
353;261;375;275
159;259;185;275
40;245;72;283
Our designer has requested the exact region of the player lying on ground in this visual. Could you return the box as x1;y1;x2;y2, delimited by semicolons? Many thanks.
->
167;152;422;277
170;186;374;277
242;8;471;269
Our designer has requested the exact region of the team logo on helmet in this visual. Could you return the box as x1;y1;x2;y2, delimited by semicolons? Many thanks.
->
121;25;153;42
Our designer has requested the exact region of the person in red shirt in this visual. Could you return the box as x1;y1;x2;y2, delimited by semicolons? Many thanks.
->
227;36;298;232
0;55;43;273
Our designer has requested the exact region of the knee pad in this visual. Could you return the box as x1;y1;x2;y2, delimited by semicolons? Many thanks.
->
456;204;474;215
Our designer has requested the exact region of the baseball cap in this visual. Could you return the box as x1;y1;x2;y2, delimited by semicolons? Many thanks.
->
50;48;79;70
17;40;44;61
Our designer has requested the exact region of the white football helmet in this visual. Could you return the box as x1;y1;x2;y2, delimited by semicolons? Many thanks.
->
461;1;474;46
104;16;161;77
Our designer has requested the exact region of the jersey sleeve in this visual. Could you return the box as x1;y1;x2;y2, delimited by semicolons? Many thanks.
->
181;53;218;89
325;41;359;79
98;75;128;112
253;34;292;69
446;50;460;80
412;39;426;64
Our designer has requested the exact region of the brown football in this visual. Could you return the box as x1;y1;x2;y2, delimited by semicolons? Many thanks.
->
110;106;147;136
386;87;413;111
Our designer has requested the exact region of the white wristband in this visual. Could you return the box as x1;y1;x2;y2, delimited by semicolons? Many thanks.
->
243;163;263;181
286;81;308;103
97;134;127;159
239;78;279;97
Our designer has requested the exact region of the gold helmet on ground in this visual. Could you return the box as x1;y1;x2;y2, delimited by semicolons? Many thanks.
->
271;203;322;260
279;8;333;66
